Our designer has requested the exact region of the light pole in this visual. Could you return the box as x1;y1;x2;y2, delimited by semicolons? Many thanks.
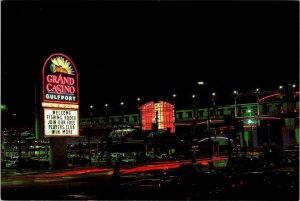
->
198;81;210;138
120;102;124;124
192;94;196;136
233;90;238;117
137;98;142;130
256;88;260;116
279;85;284;114
172;94;176;122
104;103;109;124
88;105;94;167
198;81;213;160
211;92;217;119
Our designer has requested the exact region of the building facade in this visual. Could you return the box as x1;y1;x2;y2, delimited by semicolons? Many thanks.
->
80;91;299;150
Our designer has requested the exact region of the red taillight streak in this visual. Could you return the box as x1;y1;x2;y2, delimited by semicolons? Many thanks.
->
3;157;227;179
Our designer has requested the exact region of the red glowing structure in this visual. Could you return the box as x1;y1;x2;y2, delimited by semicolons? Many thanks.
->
139;101;175;133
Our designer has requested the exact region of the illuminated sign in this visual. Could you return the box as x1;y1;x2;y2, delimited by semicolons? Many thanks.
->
42;53;80;138
139;101;175;133
42;53;79;104
42;102;79;109
44;108;79;137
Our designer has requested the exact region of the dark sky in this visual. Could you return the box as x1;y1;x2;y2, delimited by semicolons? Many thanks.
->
2;1;299;115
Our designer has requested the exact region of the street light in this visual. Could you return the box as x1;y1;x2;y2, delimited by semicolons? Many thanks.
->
120;102;125;124
88;105;94;167
104;103;109;123
197;81;213;160
255;88;260;116
233;90;238;117
191;94;197;136
198;81;205;86
211;92;217;119
172;94;177;122
137;98;142;130
172;94;177;106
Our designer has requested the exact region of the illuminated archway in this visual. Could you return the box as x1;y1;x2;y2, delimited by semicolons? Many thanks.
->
139;101;175;133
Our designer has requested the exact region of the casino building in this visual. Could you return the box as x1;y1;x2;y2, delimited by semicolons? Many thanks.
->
1;88;298;162
79;89;299;150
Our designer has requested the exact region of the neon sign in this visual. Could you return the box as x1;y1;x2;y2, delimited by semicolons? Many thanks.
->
43;54;79;104
42;53;80;138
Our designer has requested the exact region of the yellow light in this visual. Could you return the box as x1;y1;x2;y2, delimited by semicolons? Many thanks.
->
42;102;79;109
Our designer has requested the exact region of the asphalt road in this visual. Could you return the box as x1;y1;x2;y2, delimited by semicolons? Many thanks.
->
2;158;227;200
2;157;298;200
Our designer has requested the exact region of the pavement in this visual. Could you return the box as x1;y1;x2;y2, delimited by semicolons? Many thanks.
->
1;156;229;177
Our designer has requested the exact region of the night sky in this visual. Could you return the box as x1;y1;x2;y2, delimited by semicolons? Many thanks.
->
2;1;299;116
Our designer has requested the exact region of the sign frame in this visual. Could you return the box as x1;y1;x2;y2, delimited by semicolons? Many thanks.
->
42;53;79;104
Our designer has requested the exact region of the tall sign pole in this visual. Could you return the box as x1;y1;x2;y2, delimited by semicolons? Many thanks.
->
41;53;80;169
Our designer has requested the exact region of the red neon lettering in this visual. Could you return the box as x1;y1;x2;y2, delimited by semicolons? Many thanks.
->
46;83;53;92
46;83;75;94
47;74;75;86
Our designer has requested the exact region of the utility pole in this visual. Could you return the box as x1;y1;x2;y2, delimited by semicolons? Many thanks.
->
197;81;213;160
192;94;196;136
137;98;142;131
153;110;159;160
88;105;94;167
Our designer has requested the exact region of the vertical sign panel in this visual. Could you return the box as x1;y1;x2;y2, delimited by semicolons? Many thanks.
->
42;53;79;138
